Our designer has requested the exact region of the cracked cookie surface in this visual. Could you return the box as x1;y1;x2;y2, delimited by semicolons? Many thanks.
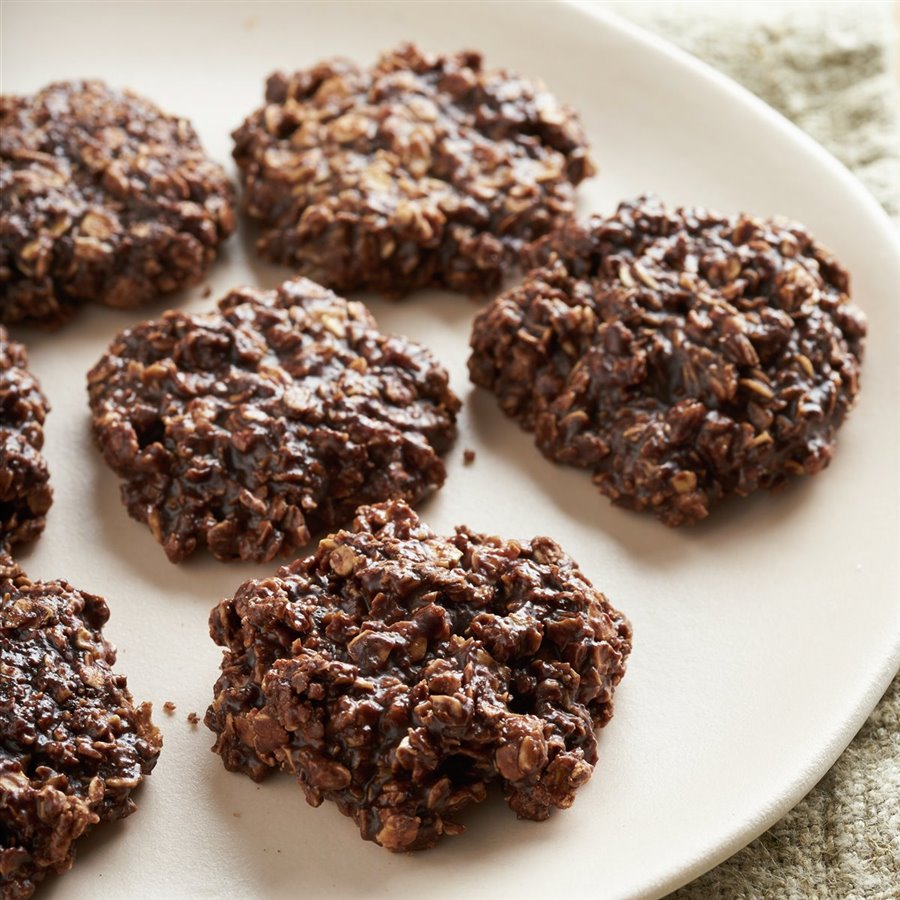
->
0;326;51;549
469;195;867;525
0;80;234;327
232;43;593;296
88;277;460;563
206;500;631;851
0;557;161;899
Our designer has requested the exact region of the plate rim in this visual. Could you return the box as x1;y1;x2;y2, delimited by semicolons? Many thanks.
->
562;2;900;894
3;2;899;898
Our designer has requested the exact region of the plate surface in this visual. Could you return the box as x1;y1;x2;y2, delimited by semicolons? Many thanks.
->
3;2;899;898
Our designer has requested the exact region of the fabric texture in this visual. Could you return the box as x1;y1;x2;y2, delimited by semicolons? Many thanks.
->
602;2;900;896
608;0;900;221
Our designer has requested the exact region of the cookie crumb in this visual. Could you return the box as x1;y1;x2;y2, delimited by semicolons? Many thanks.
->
163;701;176;714
463;448;476;466
186;711;199;725
201;285;212;298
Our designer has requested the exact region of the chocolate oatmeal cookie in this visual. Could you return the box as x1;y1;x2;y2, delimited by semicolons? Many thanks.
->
206;500;631;851
87;277;460;563
0;326;51;549
0;80;234;328
232;43;594;296
0;557;162;899
469;196;867;526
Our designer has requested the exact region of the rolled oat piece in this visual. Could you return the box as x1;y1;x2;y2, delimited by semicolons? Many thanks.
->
0;556;162;899
87;277;460;563
0;325;51;549
232;43;594;296
206;500;631;851
469;195;867;525
0;80;235;328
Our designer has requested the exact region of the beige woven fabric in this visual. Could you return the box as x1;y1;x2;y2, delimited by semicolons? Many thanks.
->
608;0;900;221
603;1;900;896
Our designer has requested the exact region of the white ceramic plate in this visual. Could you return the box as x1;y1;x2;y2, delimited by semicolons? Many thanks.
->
3;2;899;898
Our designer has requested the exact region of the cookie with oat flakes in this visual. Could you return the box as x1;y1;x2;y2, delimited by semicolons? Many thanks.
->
0;80;234;328
232;43;594;296
205;500;631;851
469;195;867;525
87;277;460;563
0;556;162;899
0;325;51;549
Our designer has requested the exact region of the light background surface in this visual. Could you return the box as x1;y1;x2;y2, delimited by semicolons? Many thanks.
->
2;2;898;898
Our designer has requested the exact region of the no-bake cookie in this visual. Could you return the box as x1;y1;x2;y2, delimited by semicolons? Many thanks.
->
232;43;593;295
206;500;631;850
469;195;867;525
87;277;460;563
0;557;161;899
0;326;51;549
0;80;234;327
